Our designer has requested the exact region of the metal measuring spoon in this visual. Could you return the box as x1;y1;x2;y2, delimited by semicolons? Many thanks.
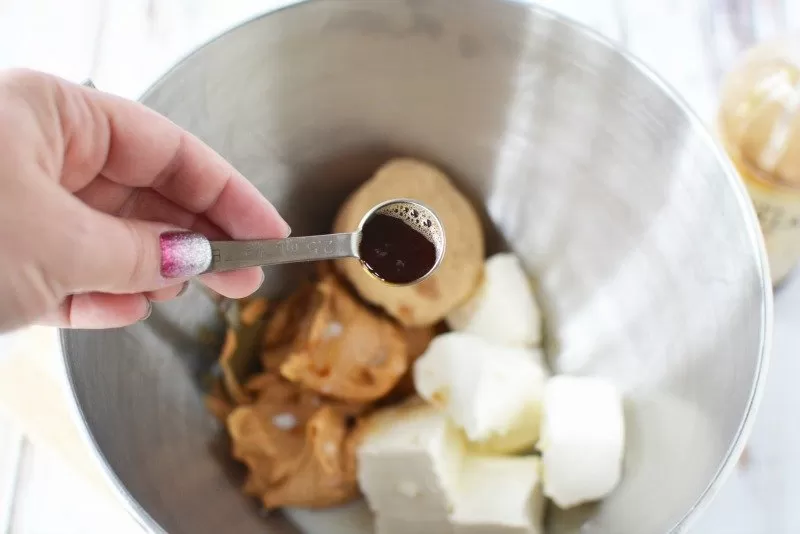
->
159;199;446;286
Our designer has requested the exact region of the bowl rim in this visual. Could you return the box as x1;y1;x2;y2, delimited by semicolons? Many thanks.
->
59;1;773;533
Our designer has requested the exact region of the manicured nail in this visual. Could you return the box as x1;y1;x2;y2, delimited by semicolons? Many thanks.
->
160;231;212;278
141;299;153;321
175;281;190;297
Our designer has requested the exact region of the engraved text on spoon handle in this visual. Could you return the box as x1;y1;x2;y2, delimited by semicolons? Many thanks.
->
206;233;359;273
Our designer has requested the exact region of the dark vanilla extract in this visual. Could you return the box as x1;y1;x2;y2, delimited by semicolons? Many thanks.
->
359;214;437;284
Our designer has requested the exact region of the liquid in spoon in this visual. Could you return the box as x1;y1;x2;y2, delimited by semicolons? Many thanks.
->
359;213;438;284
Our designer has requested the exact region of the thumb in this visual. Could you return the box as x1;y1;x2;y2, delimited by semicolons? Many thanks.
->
68;211;207;294
60;207;266;299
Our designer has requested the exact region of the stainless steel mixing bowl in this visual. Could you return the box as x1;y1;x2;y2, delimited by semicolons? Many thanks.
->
60;1;771;533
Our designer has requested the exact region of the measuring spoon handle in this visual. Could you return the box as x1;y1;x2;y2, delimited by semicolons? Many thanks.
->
206;233;360;273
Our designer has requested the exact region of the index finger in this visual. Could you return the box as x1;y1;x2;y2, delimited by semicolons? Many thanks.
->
64;79;290;240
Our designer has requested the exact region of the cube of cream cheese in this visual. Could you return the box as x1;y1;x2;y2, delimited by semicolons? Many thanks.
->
465;399;543;456
446;253;542;347
451;456;545;534
376;515;453;534
284;501;373;534
356;400;465;520
375;456;545;534
539;375;625;509
414;332;548;452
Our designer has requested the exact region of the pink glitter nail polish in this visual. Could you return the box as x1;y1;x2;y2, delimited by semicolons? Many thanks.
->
159;232;212;278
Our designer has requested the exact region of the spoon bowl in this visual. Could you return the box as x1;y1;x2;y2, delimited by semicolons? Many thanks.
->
356;199;446;286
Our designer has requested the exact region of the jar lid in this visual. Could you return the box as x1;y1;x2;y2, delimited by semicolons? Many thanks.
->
719;37;800;187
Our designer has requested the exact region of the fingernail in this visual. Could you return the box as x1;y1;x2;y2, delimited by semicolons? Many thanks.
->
267;202;291;238
176;281;190;297
141;299;153;321
160;231;212;278
257;269;265;288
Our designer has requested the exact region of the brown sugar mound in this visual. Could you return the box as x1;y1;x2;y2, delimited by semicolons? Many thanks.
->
333;158;484;326
280;274;408;403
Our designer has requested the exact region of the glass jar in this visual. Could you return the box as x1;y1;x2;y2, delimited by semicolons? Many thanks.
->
718;37;800;286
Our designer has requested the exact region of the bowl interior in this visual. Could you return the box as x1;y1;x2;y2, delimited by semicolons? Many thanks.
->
62;1;769;533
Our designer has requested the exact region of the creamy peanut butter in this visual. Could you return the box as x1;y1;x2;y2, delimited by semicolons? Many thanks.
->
280;274;408;403
228;395;359;509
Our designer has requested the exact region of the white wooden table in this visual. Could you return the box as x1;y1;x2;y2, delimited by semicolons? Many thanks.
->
0;0;799;532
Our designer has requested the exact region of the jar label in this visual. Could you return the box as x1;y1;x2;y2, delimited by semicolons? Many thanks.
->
737;160;800;284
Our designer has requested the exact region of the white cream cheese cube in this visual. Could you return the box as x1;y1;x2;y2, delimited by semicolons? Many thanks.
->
539;375;625;509
356;400;465;520
466;399;542;455
376;515;454;534
284;500;373;534
452;456;545;534
414;332;548;450
446;253;542;347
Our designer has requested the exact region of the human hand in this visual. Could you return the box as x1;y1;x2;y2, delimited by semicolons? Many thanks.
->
0;69;290;332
